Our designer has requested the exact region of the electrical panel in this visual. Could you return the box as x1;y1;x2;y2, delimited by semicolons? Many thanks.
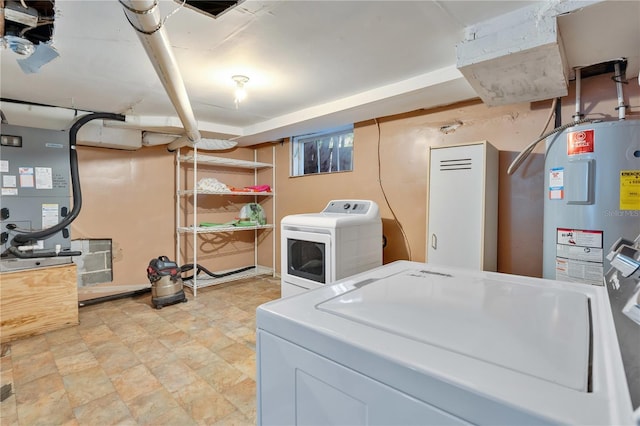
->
0;124;71;256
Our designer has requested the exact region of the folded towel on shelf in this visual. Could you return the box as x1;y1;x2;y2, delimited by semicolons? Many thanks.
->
196;178;230;192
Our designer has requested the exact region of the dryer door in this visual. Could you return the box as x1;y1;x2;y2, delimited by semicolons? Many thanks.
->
282;229;333;290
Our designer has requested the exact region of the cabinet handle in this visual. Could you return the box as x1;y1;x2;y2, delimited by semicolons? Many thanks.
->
431;234;437;250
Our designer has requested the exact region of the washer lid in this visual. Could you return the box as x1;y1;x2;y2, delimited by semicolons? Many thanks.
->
317;268;591;392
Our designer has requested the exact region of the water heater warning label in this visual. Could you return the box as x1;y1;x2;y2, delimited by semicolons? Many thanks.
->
567;129;594;155
620;170;640;210
555;228;603;285
549;167;564;199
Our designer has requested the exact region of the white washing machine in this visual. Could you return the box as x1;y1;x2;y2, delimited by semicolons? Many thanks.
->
280;200;382;297
257;261;637;425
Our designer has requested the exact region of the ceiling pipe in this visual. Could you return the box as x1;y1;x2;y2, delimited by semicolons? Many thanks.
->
119;0;236;151
573;67;583;122
614;61;626;120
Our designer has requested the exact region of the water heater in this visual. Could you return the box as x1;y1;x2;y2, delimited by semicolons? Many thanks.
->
543;120;640;284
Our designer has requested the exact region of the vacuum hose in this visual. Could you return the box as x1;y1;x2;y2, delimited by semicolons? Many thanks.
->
179;263;255;281
12;112;126;246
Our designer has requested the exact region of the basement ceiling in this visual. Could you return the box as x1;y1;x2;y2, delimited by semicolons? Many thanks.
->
1;0;639;147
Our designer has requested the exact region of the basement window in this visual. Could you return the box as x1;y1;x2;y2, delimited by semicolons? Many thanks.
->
291;126;354;177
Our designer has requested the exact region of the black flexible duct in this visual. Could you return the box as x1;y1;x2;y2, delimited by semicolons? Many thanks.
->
179;263;255;281
12;112;126;244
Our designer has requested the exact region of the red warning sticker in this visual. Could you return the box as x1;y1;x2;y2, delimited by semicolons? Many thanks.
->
567;129;594;155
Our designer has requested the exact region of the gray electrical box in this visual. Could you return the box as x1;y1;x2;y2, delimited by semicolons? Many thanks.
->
0;123;71;256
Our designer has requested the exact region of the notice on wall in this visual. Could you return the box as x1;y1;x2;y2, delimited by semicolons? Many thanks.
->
42;204;59;229
620;170;640;211
3;175;17;188
0;160;8;173
35;167;53;189
549;167;564;200
555;228;603;285
19;167;34;188
567;129;594;155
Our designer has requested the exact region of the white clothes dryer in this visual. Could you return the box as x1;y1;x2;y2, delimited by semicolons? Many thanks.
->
280;200;382;297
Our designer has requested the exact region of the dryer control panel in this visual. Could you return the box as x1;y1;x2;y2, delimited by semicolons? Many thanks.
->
323;200;372;214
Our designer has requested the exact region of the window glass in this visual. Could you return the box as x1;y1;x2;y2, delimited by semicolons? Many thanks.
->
291;126;353;176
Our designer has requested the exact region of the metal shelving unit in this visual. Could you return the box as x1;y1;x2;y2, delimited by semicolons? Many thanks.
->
175;146;276;297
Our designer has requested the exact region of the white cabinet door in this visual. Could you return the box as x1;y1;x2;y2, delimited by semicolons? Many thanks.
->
427;142;497;270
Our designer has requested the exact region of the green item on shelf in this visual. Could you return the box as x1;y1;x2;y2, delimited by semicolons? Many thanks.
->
238;203;267;225
199;221;235;227
236;220;257;226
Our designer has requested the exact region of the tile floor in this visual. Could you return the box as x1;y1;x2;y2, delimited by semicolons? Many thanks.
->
0;276;281;425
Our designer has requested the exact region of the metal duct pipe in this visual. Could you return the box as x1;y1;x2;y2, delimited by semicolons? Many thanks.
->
119;1;236;151
614;61;626;120
573;67;583;122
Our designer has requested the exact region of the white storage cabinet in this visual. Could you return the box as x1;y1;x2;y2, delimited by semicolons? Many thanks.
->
426;141;498;271
176;147;276;297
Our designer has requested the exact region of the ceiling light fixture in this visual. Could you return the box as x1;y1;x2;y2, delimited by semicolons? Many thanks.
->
232;75;249;108
3;35;35;56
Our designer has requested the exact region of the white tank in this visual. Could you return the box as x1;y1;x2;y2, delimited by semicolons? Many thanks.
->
543;120;640;284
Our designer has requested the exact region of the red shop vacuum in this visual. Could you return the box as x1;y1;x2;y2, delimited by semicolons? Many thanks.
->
146;256;187;309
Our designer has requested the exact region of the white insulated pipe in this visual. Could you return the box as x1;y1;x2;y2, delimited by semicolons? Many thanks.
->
614;61;626;120
119;0;200;150
119;1;237;151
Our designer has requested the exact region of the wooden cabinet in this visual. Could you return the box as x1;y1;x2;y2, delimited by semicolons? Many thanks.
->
1;263;78;342
426;141;498;271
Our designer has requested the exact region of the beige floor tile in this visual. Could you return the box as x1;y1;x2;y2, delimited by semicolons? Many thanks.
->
225;326;256;346
44;326;82;346
74;311;104;329
5;277;281;425
138;317;178;337
148;359;200;393
14;372;74;425
78;324;117;346
1;352;13;374
92;341;141;376
216;342;254;365
172;378;236;424
157;329;192;350
109;323;151;347
14;371;64;405
0;392;18;423
11;351;57;385
7;336;48;358
49;339;89;360
55;351;100;376
112;364;163;402
201;329;236;353
223;377;257;419
151;405;197;426
125;387;181;424
72;392;136;426
129;336;178;369
62;366;116;408
195;357;247;393
231;352;257;380
210;409;253;426
173;341;218;371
